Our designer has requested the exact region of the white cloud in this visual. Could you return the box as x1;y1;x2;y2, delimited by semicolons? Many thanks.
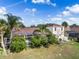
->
0;7;7;14
39;19;43;21
0;15;7;20
32;8;37;16
68;17;79;22
57;4;79;17
32;0;56;7
57;11;71;17
56;14;62;17
19;20;24;23
66;17;79;25
24;8;37;16
32;0;45;3
62;10;71;16
47;14;51;17
0;7;7;20
50;17;63;21
47;16;79;25
24;8;31;13
31;20;36;23
66;4;79;13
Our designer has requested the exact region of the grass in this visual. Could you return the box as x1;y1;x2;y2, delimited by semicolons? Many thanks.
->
1;41;79;59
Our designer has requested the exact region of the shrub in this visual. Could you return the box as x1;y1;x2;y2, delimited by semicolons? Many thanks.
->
31;35;50;48
31;35;41;48
0;48;3;55
40;36;49;48
31;33;58;48
47;34;58;44
10;36;26;53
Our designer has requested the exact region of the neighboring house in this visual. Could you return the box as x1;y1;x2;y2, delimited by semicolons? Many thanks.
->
64;26;71;32
12;27;38;36
68;25;79;39
46;24;68;41
5;27;38;47
70;25;79;33
64;26;71;38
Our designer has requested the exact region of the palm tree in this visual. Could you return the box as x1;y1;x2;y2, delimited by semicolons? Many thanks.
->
37;24;46;31
6;14;22;42
37;24;58;44
37;24;50;35
18;22;26;28
0;19;7;55
62;21;68;27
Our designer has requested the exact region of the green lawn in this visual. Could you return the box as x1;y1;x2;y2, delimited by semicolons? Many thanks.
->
1;41;79;59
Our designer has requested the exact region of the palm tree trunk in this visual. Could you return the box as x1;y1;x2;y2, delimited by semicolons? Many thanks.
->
1;32;7;55
10;31;12;43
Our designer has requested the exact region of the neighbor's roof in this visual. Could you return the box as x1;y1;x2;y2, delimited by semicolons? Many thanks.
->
46;24;63;27
70;26;79;32
12;27;38;35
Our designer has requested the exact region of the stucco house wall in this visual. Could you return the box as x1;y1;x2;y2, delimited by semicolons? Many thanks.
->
47;24;68;41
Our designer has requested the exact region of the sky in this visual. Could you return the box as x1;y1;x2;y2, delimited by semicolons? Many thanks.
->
0;0;79;26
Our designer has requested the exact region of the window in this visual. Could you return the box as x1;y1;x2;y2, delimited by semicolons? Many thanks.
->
61;27;63;31
55;27;56;31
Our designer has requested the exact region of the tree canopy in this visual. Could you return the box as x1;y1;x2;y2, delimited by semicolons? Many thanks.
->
62;21;68;27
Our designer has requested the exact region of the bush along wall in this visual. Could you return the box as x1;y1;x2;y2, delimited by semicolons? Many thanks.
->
30;34;58;48
10;36;26;53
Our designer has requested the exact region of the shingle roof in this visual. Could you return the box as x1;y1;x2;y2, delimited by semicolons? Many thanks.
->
46;24;63;27
70;26;79;32
12;27;38;36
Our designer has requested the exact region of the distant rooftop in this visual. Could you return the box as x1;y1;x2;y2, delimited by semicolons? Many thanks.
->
12;27;38;36
46;24;63;27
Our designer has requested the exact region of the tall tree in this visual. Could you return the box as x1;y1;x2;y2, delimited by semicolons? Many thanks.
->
6;13;22;42
71;24;78;26
37;24;47;33
62;21;68;27
37;24;52;36
0;19;7;55
18;22;26;28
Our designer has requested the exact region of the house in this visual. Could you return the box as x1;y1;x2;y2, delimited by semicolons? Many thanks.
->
64;26;71;32
70;25;79;33
68;25;79;39
46;24;68;41
5;27;38;47
12;27;38;36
